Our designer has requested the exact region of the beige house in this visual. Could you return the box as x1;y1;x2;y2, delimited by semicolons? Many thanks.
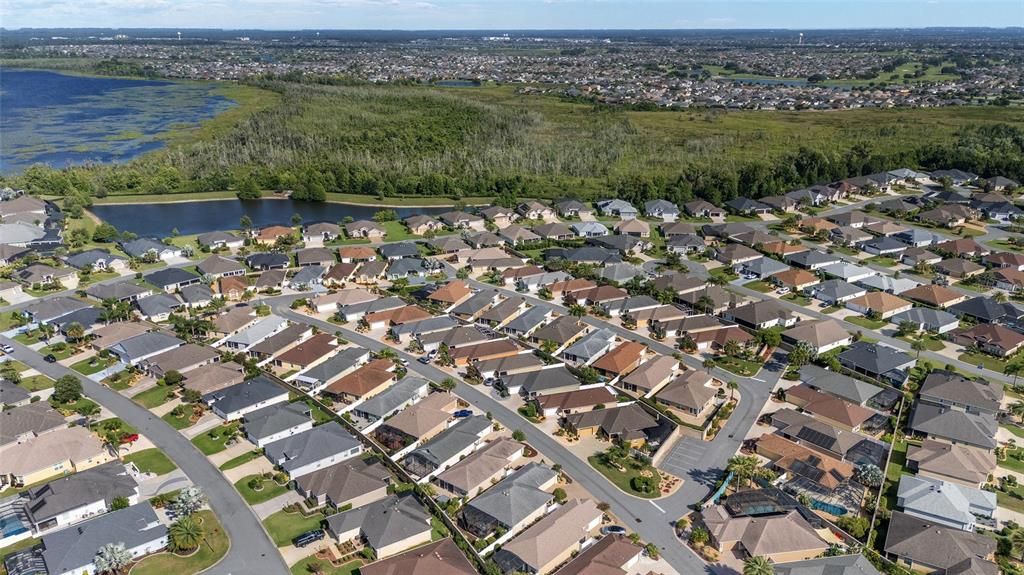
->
701;504;830;563
433;437;525;497
617;355;678;397
493;499;603;575
0;426;114;488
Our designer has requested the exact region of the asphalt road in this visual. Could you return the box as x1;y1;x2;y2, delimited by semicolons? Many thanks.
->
1;335;287;575
273;300;769;574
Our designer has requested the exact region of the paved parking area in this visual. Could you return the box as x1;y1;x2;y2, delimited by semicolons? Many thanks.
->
657;437;709;478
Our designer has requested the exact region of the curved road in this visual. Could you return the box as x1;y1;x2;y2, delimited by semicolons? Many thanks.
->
1;335;287;575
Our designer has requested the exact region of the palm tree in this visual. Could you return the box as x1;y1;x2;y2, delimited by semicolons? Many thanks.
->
703;358;715;374
726;380;739;401
743;555;774;575
680;334;696;353
727;455;759;488
169;516;204;552
911;338;927;359
1010;401;1024;424
723;339;741;358
64;322;85;345
1008;360;1024;387
1011;528;1024;561
94;542;132;574
568;304;587;318
696;295;715;315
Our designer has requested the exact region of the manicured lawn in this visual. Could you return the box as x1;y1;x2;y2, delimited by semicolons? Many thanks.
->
192;422;240;456
725;214;761;223
263;509;325;547
293;398;334;424
998;488;1024;514
19;374;54;391
821;305;842;314
781;293;812;306
71;355;118;375
430;516;450;541
896;334;944;351
103;370;135;391
958;351;1009;373
0;312;27;332
709;267;738;282
289;558;362;575
1;359;29;373
999;447;1024;474
133;385;176;409
219;449;263;471
864;256;898;267
161;408;199;430
130;511;228;575
51;397;99;416
77;271;119;287
13;332;44;345
713;355;762;377
830;245;860;256
957;282;990;294
588;455;661;499
742;280;774;293
235;474;290;505
38;344;75;360
123;448;178;475
846;316;888;330
1003;424;1024;439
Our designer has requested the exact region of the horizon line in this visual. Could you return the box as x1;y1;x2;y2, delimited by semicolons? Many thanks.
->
3;26;1023;32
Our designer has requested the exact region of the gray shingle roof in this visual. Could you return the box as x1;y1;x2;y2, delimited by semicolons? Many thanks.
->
108;331;182;361
205;374;286;415
774;554;881;575
354;376;430;420
243;402;312;442
263;421;361;474
26;462;137;524
403;415;490;471
40;502;166;575
325;494;430;551
909;402;997;449
463;463;556;528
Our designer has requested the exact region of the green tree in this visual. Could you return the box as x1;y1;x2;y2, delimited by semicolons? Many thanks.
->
169;515;204;552
110;496;130;510
688;526;709;546
92;223;120;243
236;178;262;200
64;322;85;344
512;429;526;441
552;487;567;503
911;338;927;359
788;341;812;368
291;213;303;226
239;215;253;232
94;542;132;574
743;556;774;575
52;375;83;404
726;380;739;401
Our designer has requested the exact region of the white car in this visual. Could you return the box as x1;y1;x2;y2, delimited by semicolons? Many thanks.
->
776;287;791;295
0;344;12;354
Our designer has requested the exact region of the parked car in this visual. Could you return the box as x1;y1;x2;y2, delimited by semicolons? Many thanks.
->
0;344;13;353
418;356;432;364
453;409;473;418
483;378;495;387
776;287;791;295
43;354;57;363
293;530;325;548
601;525;627;535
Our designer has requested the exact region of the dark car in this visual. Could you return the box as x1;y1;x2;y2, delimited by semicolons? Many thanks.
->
43;354;57;363
453;409;473;418
601;525;627;535
293;529;325;548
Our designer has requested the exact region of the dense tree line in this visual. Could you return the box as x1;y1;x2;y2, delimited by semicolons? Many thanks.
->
2;79;1022;207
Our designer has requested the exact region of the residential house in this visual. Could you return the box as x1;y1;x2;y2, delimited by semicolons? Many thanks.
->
460;462;557;539
480;206;518;228
273;333;339;372
433;437;525;498
591;341;648;379
325;494;431;559
771;268;820;291
344;220;387;239
845;292;914;319
896;475;995;532
722;300;796;329
255;225;295;245
196;254;246;278
502;365;581;399
203;375;288;421
359;538;477;575
838;342;916;386
700;503;829;564
246;252;290;271
597;199;637;219
781;319;851;355
684;200;723;218
551;534;644;575
807;279;866;306
644;199;680;221
554;200;594;219
562;403;662;447
561;328;617;366
107;331;182;366
375;392;456;449
786;250;840;271
889;307;960;334
0;426;113;489
401;415;491;479
492;499;603;575
294;457;391;511
197;231;243;250
404;215;442;236
726;197;772;215
323;359;396;404
264;421;363;479
143;267;201;293
17;264;78;290
302;222;341;244
243;402;314;448
140;343;220;379
935;258;984;279
24;461;139;535
884;511;997;574
295;247;336;268
350;376;430;425
64;249;128;273
516;201;554;221
714;244;762;266
906;439;995;488
951;323;1024;356
949;296;1024;324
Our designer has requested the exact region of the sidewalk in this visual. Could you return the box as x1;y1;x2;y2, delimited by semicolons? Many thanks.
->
252;490;304;520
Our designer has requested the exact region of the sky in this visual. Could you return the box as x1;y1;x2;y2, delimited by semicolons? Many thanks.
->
2;0;1022;30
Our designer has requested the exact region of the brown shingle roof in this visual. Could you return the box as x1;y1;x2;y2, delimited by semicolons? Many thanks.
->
590;341;647;375
275;333;338;368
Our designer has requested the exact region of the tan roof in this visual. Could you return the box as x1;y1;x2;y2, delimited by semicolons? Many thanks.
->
536;387;617;412
295;458;390;507
901;284;966;307
576;285;629;303
257;225;294;241
656;370;716;411
761;241;808;257
338;246;377;260
364;305;433;326
757;434;854;489
382;392;455;437
781;319;850;348
702;505;828;558
0;426;107;477
90;322;152;349
553;534;643;575
313;288;377;308
772;268;820;288
325;359;395;398
212;306;258;334
614;219;650;234
847;292;912;314
864;221;909;235
591;341;647;375
359;538;477;575
620;355;678;392
548;278;597;295
906;438;995;485
217;275;249;295
427;280;473;305
183;361;246;395
785;385;876;428
142;343;220;376
450;339;520;362
693;325;755;348
434;437;525;493
275;333;338;367
995;268;1024;287
800;217;838;233
500;499;603;570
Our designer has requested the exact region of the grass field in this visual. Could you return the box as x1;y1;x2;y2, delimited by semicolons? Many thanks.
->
19;374;55;391
846;316;888;330
263;509;325;547
235;474;290;505
130;511;227;575
192;422;241;456
70;355;118;375
959;351;1010;373
588;455;661;499
219;449;263;471
133;385;176;409
289;559;361;575
123;448;178;475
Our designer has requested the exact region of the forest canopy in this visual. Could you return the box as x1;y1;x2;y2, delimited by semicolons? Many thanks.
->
4;80;1023;208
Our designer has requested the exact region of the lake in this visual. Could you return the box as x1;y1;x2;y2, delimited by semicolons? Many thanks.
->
0;69;234;174
90;199;451;237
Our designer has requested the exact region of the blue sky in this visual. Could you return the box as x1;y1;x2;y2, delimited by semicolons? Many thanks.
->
2;0;1021;30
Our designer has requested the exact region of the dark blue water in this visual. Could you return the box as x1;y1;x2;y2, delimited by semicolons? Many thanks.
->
91;199;451;237
0;69;234;173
